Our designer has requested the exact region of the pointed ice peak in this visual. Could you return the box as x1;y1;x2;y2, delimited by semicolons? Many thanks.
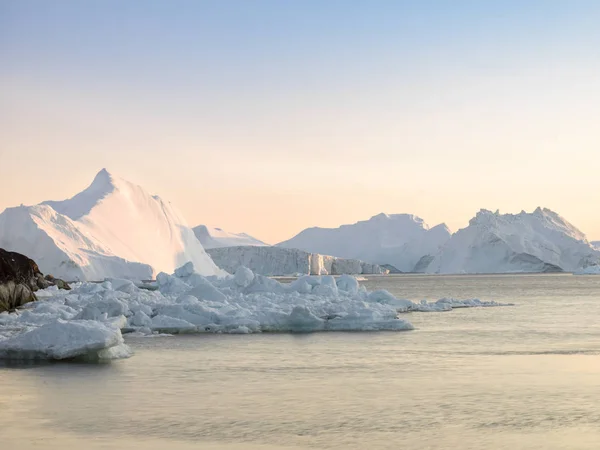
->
42;169;120;221
371;213;389;220
430;223;452;234
89;168;119;190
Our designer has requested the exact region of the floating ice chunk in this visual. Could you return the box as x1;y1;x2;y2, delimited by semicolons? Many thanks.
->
234;266;255;288
185;282;226;302
0;320;128;360
227;326;252;334
174;261;195;278
156;272;189;295
106;278;137;294
150;315;196;333
289;279;312;294
129;310;152;328
287;306;325;332
336;275;359;295
75;296;129;320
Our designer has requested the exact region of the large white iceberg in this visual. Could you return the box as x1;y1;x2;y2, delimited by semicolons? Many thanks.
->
0;264;508;360
0;169;222;280
422;208;600;274
277;213;451;272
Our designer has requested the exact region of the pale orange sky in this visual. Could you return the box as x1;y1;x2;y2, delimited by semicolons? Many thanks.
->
1;2;599;243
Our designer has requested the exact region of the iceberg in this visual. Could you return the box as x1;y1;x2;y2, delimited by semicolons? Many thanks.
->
277;213;451;272
0;264;509;360
423;208;600;274
193;225;268;249
574;265;600;275
0;319;130;361
0;169;222;280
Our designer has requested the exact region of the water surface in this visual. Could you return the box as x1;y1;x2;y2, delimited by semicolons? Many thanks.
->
2;274;600;449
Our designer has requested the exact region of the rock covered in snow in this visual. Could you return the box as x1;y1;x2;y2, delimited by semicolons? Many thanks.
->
193;225;268;249
206;246;387;276
423;208;600;274
0;263;510;360
277;213;451;272
0;169;222;281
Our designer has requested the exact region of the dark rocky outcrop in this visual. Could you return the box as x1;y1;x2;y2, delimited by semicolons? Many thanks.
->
0;248;70;312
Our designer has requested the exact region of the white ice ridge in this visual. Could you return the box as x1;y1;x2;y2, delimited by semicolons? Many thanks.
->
0;263;510;361
193;225;268;249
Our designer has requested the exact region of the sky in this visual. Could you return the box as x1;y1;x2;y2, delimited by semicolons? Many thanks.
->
1;0;599;244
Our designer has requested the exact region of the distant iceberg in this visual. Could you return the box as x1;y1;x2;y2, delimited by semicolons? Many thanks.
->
422;208;600;274
276;213;451;273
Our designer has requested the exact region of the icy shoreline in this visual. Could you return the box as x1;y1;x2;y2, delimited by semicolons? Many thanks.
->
0;264;510;361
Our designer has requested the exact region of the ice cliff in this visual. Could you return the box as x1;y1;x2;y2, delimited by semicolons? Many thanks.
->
206;246;386;276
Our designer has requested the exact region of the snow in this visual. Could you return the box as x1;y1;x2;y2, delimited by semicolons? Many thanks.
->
423;208;600;274
193;225;268;249
277;213;451;272
0;169;222;280
207;246;387;276
0;264;508;360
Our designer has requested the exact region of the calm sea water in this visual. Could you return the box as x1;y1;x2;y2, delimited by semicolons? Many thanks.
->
2;274;600;450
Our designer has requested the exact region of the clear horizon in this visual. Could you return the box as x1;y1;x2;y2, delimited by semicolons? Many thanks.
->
2;1;600;242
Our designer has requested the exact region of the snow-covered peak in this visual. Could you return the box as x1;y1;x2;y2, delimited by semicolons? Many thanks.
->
193;225;268;249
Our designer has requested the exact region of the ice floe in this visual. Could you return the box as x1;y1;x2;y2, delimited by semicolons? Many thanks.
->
0;265;510;361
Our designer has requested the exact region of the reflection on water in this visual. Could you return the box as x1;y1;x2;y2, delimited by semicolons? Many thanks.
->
2;274;600;449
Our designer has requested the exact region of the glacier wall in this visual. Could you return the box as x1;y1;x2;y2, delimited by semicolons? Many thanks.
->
206;246;387;276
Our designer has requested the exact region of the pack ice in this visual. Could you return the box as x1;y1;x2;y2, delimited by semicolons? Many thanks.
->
0;169;222;280
0;264;508;361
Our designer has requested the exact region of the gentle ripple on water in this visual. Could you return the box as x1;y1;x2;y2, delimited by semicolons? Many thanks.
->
2;274;600;449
